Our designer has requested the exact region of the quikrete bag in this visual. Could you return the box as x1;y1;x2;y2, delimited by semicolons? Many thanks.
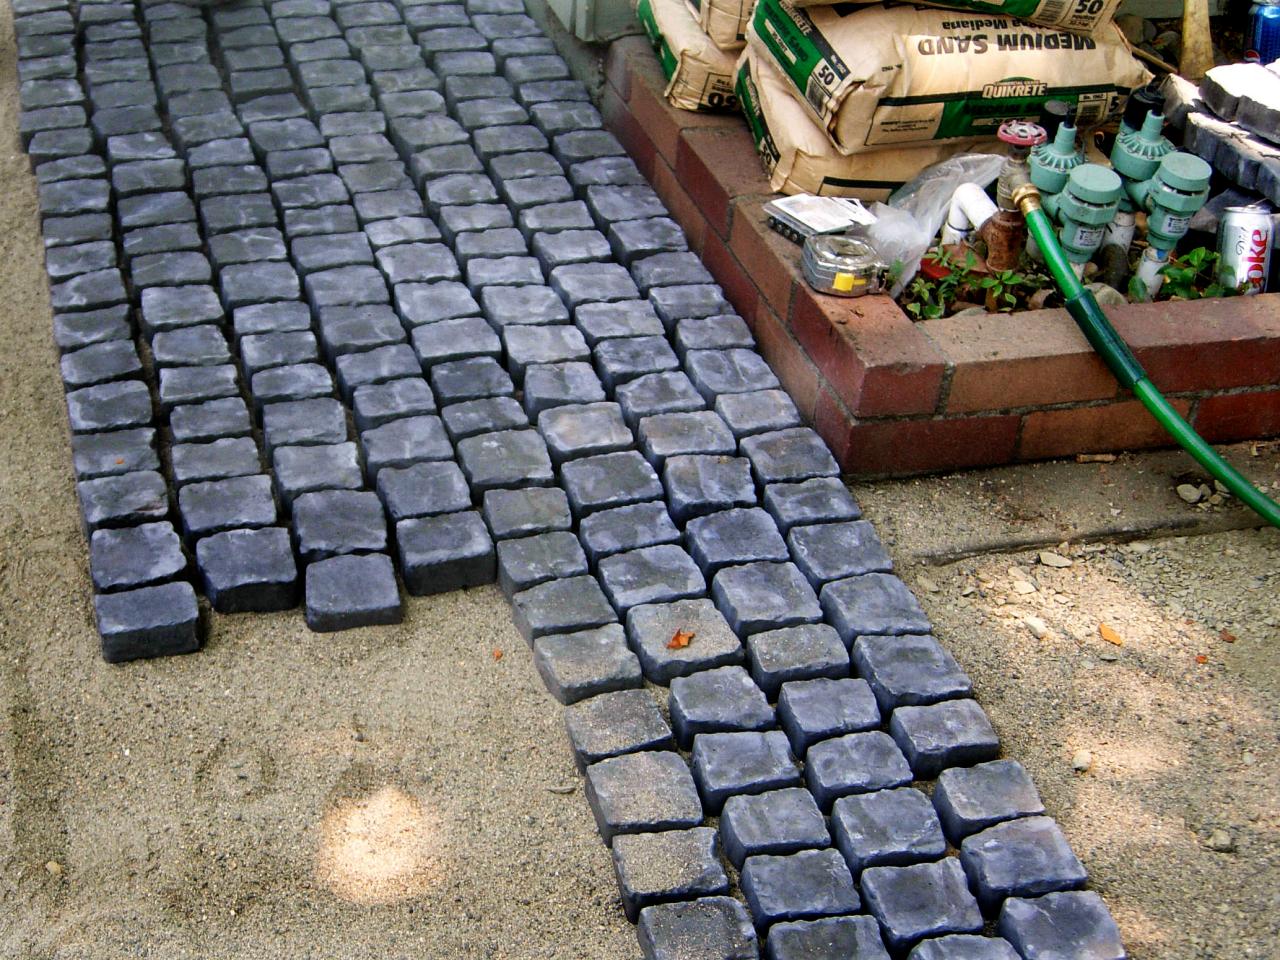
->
736;49;995;199
637;0;740;111
789;0;1122;38
748;1;1150;155
686;0;755;51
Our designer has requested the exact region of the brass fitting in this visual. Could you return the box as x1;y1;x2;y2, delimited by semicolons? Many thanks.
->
1011;182;1042;216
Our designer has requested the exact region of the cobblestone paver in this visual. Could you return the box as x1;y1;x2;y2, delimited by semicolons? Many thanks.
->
16;0;1125;955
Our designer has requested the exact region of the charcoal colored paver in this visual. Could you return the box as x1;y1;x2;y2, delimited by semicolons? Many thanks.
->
511;575;617;644
745;624;849;700
776;678;881;758
532;623;643;705
719;787;830;870
304;552;402;632
960;816;1087;910
195;526;299;614
804;732;914;812
669;666;775;749
830;788;947;876
907;936;1019;960
635;897;759;960
690;730;800;814
860;859;984;952
997;891;1125;960
94;581;200;663
395;510;495;595
625;597;744;684
578;500;681;566
932;760;1046;845
740;848;860;929
584;750;702;844
611;827;729;922
852;633;974;713
767;916;890;960
563;687;674;770
888;698;1001;779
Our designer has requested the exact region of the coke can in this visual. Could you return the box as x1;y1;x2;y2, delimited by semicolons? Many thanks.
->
1217;206;1273;294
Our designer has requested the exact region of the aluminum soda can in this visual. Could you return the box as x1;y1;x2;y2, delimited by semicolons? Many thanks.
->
1217;206;1273;294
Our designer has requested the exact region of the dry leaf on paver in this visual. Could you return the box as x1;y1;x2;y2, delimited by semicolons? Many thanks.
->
667;629;695;650
492;649;503;661
1098;623;1124;646
1195;654;1209;664
1219;629;1236;643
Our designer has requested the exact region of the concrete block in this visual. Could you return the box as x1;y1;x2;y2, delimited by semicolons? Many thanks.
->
496;530;588;598
376;460;472;522
440;396;529;440
625;597;744;684
745;624;849;700
860;859;984;952
804;732;913;811
481;486;572;539
170;436;261;487
196;526;299;613
715;390;802;439
578;501;681;565
89;521;186;592
852;633;972;713
94;581;200;663
563;687;673;769
997;891;1125;960
304;552;403;631
691;730;800;813
612;827;729;922
670;665;774;749
820;574;932;646
662;454;757;525
71;428;158;480
831;787;946;875
888;699;1001;779
456;428;554;494
396;510;496;595
511;574;618;643
741;848;859;929
933;760;1045;845
711;562;821;637
293;489;388;562
960;816;1086;910
533;623;643;705
178;474;277;538
522;361;606;418
77;470;169;532
636;897;759;960
585;750;702;844
685;507;789;577
537;401;632;464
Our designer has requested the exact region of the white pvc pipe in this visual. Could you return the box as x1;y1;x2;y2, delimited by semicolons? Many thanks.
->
1104;210;1136;251
1135;246;1167;298
940;183;998;246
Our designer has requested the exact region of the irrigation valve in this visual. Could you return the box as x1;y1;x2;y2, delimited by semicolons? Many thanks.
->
996;120;1047;212
1029;122;1084;196
1042;165;1124;275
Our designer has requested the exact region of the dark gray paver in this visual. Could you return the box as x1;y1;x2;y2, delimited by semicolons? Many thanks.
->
537;401;632;464
860;859;984;953
612;827;729;922
767;916;890;960
396;510;495;595
720;787;830;870
597;543;705;614
852;633;973;712
662;455;756;525
94;581;200;663
804;732;914;812
907;936;1019;960
685;507;789;577
831;787;946;876
532;623;643;705
933;759;1045;845
71;428;159;480
776;678;880;757
711;562;822;637
272;441;364;506
563;687;673;769
636;897;759;960
496;530;588;598
304;552;402;631
997;891;1125;960
585;749;702;844
456;428;554;494
820;574;932;647
376;460;471;522
669;666;774;749
691;730;800;814
170;436;261;487
625;597;744;684
196;526;299;614
482;486;572;540
745;624;849;699
637;410;734;469
178;474;277;539
960;816;1087;910
522;361;605;418
89;521;186;592
561;450;662;518
361;414;453;479
888;698;1000;779
293;489;388;562
77;470;169;532
740;848;860;929
788;521;893;587
511;574;617;644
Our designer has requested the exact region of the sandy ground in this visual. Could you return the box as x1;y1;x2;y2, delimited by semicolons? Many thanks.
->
856;459;1280;960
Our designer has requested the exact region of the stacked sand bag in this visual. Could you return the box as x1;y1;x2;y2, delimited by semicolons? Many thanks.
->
747;1;1150;156
634;0;753;111
788;0;1124;37
734;0;1148;197
735;49;985;200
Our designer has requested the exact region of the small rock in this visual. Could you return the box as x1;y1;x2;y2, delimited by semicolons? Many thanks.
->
1038;551;1072;568
45;860;63;877
1099;651;1119;662
1176;483;1203;504
1214;480;1230;497
918;575;940;593
1085;281;1126;306
1071;750;1093;773
1023;616;1049;640
547;783;576;795
1207;829;1235;853
1013;581;1036;595
1128;542;1151;554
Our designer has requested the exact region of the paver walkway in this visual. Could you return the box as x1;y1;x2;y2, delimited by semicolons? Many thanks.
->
16;0;1126;955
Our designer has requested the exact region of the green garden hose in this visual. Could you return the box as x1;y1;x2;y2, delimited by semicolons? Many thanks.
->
1012;184;1280;528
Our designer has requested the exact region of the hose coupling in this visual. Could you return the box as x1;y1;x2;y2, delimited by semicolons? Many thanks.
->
1011;183;1042;216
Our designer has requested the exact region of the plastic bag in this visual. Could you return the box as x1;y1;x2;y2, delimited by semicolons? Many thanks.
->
888;153;1005;243
855;204;930;298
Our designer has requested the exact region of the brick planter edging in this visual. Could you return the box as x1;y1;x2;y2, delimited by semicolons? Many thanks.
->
602;36;1280;476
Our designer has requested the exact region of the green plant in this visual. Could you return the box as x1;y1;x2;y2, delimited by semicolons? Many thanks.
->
900;246;979;320
977;268;1036;312
1129;246;1240;301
